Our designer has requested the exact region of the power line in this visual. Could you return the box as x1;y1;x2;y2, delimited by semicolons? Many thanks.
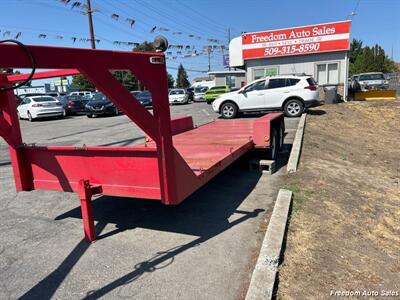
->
168;0;233;34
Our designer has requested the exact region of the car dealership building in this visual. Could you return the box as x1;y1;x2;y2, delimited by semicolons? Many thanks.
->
229;21;351;100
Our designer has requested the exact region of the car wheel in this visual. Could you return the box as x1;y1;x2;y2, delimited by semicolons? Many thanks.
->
27;111;33;122
87;114;93;118
284;99;304;117
220;102;238;119
269;128;278;160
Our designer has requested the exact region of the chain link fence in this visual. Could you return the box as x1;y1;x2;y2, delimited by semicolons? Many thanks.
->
385;72;400;93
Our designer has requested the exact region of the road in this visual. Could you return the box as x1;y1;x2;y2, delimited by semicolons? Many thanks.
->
0;102;299;300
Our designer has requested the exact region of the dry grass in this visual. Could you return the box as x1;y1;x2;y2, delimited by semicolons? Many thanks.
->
277;100;400;299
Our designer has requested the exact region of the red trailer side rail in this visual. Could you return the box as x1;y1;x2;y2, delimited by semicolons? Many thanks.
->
0;43;284;241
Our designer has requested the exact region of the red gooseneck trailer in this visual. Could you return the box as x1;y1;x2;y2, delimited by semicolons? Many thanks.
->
0;42;284;242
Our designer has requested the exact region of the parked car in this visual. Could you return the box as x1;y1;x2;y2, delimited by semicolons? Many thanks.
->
212;75;320;119
85;93;120;118
352;72;389;91
133;90;152;107
193;86;209;102
14;95;23;106
186;88;194;102
19;93;46;99
168;89;189;104
46;92;66;99
205;85;230;104
64;95;90;115
69;91;94;97
17;95;65;121
130;90;142;97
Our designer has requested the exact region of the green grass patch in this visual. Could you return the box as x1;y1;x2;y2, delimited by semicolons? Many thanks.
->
286;181;313;213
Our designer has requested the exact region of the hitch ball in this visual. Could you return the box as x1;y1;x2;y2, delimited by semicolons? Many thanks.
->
153;36;168;52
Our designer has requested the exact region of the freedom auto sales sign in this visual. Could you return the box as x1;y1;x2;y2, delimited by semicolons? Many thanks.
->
242;21;351;60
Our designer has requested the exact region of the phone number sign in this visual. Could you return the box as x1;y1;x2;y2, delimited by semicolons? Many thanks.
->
242;21;351;60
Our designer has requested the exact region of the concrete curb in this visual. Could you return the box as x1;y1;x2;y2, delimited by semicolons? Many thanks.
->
286;113;307;173
245;189;293;300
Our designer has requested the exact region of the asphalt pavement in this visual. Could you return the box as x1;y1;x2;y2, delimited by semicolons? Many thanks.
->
0;102;299;300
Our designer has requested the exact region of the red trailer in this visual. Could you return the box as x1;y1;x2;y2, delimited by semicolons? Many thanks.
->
0;42;284;242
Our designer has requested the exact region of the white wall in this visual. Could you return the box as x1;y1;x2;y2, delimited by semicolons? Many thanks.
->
245;51;347;85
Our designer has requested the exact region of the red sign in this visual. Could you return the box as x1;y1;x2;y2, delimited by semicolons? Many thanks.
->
242;21;351;60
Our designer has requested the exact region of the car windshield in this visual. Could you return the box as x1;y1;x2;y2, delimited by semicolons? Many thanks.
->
32;96;56;102
170;90;185;95
66;95;82;101
194;87;208;93
91;93;110;102
138;91;150;97
359;74;384;80
210;86;226;90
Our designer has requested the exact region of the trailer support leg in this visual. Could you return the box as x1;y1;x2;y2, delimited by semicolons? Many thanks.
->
78;179;103;242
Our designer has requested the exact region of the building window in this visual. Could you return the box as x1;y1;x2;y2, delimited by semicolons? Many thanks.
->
316;62;339;85
252;67;279;80
225;75;236;88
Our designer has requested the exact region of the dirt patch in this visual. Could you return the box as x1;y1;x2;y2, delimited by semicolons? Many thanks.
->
277;100;400;299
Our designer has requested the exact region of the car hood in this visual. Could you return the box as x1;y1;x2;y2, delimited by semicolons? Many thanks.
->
88;100;111;106
137;96;152;100
219;91;238;98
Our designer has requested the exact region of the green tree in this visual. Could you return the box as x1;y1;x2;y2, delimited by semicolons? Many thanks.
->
176;64;190;88
112;70;138;91
349;39;363;64
349;39;398;75
71;74;95;91
132;41;155;52
167;72;175;88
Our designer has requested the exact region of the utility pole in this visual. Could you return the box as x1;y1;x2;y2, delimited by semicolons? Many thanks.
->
86;0;96;49
207;47;211;73
228;28;231;71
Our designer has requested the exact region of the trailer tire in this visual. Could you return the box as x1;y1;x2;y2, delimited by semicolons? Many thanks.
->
278;120;285;151
220;102;238;119
269;128;278;160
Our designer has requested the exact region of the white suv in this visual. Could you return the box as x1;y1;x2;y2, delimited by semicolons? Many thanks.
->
212;75;320;118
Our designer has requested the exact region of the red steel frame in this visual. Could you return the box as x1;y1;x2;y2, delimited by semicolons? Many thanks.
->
0;43;284;242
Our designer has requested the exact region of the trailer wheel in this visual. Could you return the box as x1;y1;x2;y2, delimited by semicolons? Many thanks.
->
221;102;238;119
269;128;278;160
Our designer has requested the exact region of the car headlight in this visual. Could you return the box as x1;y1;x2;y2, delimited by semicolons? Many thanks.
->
85;104;92;109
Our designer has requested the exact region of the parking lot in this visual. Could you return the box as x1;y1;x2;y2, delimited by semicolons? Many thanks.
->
0;102;299;300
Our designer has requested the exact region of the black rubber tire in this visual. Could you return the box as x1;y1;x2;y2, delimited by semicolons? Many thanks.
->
86;114;93;118
269;128;279;160
284;99;304;118
27;111;33;122
220;102;238;119
278;121;285;151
